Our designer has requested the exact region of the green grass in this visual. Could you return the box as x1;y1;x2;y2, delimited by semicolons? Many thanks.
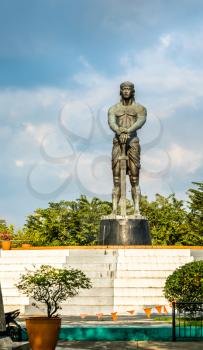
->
153;316;172;322
153;316;202;326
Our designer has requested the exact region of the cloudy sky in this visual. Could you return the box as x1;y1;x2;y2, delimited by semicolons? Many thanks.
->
0;0;203;228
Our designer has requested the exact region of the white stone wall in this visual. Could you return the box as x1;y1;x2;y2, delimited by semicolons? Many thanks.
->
0;248;202;315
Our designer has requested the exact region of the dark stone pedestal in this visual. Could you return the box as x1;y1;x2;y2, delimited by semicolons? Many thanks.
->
98;218;151;245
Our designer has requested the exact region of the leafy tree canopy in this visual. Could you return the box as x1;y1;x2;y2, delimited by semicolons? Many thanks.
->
13;182;203;247
22;196;112;246
140;193;203;246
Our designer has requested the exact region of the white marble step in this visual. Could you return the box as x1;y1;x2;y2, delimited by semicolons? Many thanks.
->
114;278;166;287
2;289;23;297
3;296;29;305
114;288;164;297
117;249;192;257
60;287;164;298
116;256;193;263
2;287;114;298
0;249;70;257
191;249;203;258
69;249;116;256
0;263;66;271
0;269;175;279
0;247;201;315
67;256;117;263
67;255;192;264
0;256;67;264
114;296;168;305
115;270;175;278
62;296;114;306
0;270;113;279
115;262;192;270
64;263;117;271
0;261;192;272
25;304;112;315
4;304;26;314
1;277;115;289
60;295;167;307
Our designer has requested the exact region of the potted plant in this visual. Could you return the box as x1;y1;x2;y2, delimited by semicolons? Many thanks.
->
0;230;12;250
16;264;92;350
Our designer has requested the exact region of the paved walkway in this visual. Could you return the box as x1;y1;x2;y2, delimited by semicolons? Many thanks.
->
18;316;203;349
56;340;202;349
58;315;171;326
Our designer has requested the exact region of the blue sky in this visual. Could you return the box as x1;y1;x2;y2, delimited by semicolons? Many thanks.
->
0;0;203;228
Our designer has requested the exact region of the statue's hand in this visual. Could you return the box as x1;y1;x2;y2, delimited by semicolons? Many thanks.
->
119;132;129;144
118;127;128;134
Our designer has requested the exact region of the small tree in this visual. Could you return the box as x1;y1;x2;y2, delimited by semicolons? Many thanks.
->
16;265;92;318
164;260;203;304
188;181;203;237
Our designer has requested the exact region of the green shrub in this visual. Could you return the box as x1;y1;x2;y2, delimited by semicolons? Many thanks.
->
164;260;203;303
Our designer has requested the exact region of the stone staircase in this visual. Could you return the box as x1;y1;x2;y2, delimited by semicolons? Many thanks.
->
0;247;201;315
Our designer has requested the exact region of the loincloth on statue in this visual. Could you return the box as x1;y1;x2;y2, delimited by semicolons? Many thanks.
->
112;136;140;175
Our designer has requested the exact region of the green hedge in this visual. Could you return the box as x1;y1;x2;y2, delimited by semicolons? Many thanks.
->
164;260;203;303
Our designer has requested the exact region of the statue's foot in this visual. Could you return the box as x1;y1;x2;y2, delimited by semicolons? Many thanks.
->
134;208;141;216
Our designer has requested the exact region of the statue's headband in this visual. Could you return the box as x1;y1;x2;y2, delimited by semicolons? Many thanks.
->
120;81;134;89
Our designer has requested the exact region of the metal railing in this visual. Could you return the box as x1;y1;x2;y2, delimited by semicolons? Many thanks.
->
172;301;203;341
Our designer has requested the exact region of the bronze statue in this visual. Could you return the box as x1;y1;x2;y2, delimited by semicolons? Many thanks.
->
99;82;151;245
108;81;147;216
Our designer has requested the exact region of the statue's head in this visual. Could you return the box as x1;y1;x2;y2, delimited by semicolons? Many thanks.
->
120;81;135;101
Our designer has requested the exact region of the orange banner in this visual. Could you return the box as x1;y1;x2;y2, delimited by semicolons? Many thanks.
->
143;307;152;318
127;310;135;315
111;312;118;321
163;306;168;315
155;305;162;314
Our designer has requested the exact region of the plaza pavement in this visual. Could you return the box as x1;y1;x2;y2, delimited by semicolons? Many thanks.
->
55;316;202;349
56;340;202;349
16;316;203;349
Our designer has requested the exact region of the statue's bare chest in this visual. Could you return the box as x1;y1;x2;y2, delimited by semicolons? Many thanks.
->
115;106;137;128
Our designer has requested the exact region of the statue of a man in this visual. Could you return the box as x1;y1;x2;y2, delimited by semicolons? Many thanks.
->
108;81;147;215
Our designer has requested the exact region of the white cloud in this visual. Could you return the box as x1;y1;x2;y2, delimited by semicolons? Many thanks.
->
160;34;173;48
168;144;202;174
23;122;55;145
118;30;203;119
142;149;171;177
15;160;25;167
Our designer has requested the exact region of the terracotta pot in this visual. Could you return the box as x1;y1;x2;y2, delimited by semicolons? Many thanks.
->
26;317;61;350
21;244;32;249
1;241;11;250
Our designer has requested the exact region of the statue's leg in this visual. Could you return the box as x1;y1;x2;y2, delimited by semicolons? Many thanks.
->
112;174;121;214
130;175;141;215
128;140;141;215
112;137;121;214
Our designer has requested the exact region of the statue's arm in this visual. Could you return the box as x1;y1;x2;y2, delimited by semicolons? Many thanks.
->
127;105;147;133
108;107;121;135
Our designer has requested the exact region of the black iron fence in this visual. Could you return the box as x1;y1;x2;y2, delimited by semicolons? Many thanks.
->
172;301;203;341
